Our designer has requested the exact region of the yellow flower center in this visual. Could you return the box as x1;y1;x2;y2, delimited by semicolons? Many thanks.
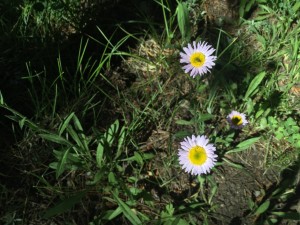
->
231;115;243;126
190;52;206;67
188;146;207;165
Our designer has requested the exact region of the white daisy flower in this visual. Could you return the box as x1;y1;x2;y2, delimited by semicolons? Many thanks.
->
227;110;248;130
180;41;217;78
178;135;217;175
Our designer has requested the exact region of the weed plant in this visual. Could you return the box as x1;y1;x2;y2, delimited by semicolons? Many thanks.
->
0;0;299;224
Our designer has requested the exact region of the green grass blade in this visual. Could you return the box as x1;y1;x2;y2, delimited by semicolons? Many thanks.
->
51;84;58;119
272;211;300;220
39;133;72;146
102;207;123;220
226;137;260;154
56;148;70;179
223;158;244;169
58;112;75;136
236;137;260;149
112;192;142;225
244;71;266;99
43;191;86;219
0;91;4;104
116;126;126;159
106;120;119;147
176;2;190;42
254;200;270;215
292;2;300;12
72;114;84;131
96;141;104;168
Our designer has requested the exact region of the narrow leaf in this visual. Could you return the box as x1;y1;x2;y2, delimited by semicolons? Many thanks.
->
255;200;270;215
236;137;260;149
134;152;144;165
113;192;142;225
292;2;300;12
226;137;260;154
223;158;244;169
39;133;72;146
67;125;82;147
176;2;190;41
58;112;74;136
239;0;246;18
0;91;4;104
198;114;214;122
115;126;126;159
71;115;89;151
56;148;70;179
72;114;84;132
175;119;194;125
96;141;104;168
102;207;123;221
43;191;86;218
106;120;119;147
272;211;300;220
244;72;266;99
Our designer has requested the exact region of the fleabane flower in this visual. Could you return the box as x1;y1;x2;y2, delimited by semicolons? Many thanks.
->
180;41;217;78
227;110;248;130
178;135;217;175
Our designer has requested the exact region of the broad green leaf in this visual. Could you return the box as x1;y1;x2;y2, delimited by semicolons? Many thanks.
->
112;192;142;225
198;114;214;122
39;133;72;146
72;113;83;131
43;191;86;218
67;125;83;148
134;152;143;165
58;112;74;136
96;141;104;168
272;211;300;220
268;116;277;125
115;126;126;159
108;172;117;185
245;0;255;12
271;179;293;197
255;109;264;119
226;137;260;154
175;119;194;125
19;117;27;129
49;162;58;170
244;71;266;99
267;218;278;224
166;203;174;215
292;2;300;12
209;185;218;204
236;137;260;149
72;114;89;151
259;117;267;129
106;120;119;147
121;152;146;165
56;148;70;179
246;98;254;114
173;131;191;138
0;91;3;104
143;153;155;160
176;2;190;42
102;207;122;220
239;0;247;18
223;158;244;169
255;200;270;215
